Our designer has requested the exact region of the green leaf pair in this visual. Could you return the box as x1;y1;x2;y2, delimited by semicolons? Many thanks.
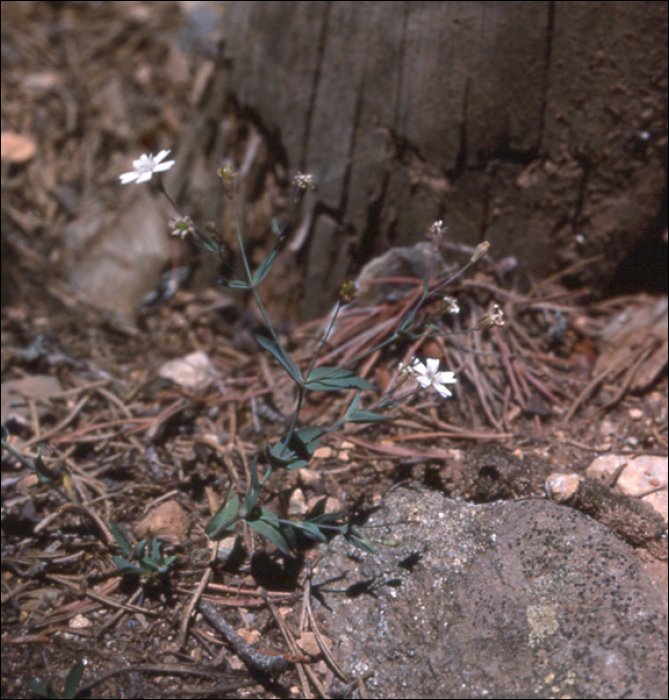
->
344;392;386;423
29;660;85;699
304;367;376;392
267;426;323;470
109;522;177;578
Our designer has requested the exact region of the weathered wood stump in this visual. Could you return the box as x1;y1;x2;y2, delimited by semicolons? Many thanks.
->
179;1;667;321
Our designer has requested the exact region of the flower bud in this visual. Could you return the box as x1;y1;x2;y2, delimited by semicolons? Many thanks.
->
217;162;238;197
429;220;447;253
471;241;490;263
338;280;360;305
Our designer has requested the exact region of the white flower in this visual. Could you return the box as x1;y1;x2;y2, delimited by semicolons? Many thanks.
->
475;303;505;330
489;303;504;326
428;220;447;237
119;150;175;185
442;296;460;314
169;216;194;239
408;358;456;398
293;171;315;190
398;361;410;374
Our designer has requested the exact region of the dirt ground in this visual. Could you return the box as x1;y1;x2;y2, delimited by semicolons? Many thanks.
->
1;3;667;699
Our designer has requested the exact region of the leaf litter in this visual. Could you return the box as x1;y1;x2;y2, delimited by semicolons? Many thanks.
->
1;2;666;698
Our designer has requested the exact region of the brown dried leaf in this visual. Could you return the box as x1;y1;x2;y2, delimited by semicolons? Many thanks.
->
1;131;37;164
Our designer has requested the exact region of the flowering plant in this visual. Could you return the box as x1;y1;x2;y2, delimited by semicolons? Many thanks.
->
401;358;457;398
119;150;175;184
118;150;495;555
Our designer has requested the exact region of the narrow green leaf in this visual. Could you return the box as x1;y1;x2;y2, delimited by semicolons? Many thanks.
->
399;306;419;331
227;280;251;289
305;367;376;392
160;555;178;571
296;426;323;450
200;238;221;254
33;449;54;485
346;408;387;423
256;334;302;384
267;427;323;470
63;660;85;699
205;494;240;539
249;454;260;492
267;441;308;470
266;440;298;468
287;520;327;542
112;556;142;576
134;540;148;561
344;392;386;423
27;679;52;699
109;521;133;557
271;217;281;236
241;461;262;517
252;249;277;286
261;508;297;549
249;518;293;555
308;511;345;525
345;533;375;554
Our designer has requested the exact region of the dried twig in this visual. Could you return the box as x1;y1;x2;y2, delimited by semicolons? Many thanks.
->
198;598;290;676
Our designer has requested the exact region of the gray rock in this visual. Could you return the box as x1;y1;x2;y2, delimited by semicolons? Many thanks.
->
314;485;668;699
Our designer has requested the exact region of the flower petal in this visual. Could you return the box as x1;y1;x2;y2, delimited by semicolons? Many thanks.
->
415;375;432;389
434;384;453;398
154;160;175;172
437;371;456;385
411;360;427;375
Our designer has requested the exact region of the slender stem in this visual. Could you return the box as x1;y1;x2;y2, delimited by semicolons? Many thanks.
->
276;186;300;239
428;257;477;296
227;195;287;353
2;438;43;472
331;257;482;373
272;517;344;534
305;301;342;379
226;189;307;452
281;389;305;452
280;300;345;450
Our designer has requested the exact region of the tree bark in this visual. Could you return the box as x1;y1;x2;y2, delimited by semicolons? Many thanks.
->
209;1;667;320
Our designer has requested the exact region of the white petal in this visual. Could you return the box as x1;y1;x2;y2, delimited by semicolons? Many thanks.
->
154;149;171;163
425;358;440;374
437;371;456;385
434;383;453;398
119;172;139;184
154;160;175;172
411;360;427;376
